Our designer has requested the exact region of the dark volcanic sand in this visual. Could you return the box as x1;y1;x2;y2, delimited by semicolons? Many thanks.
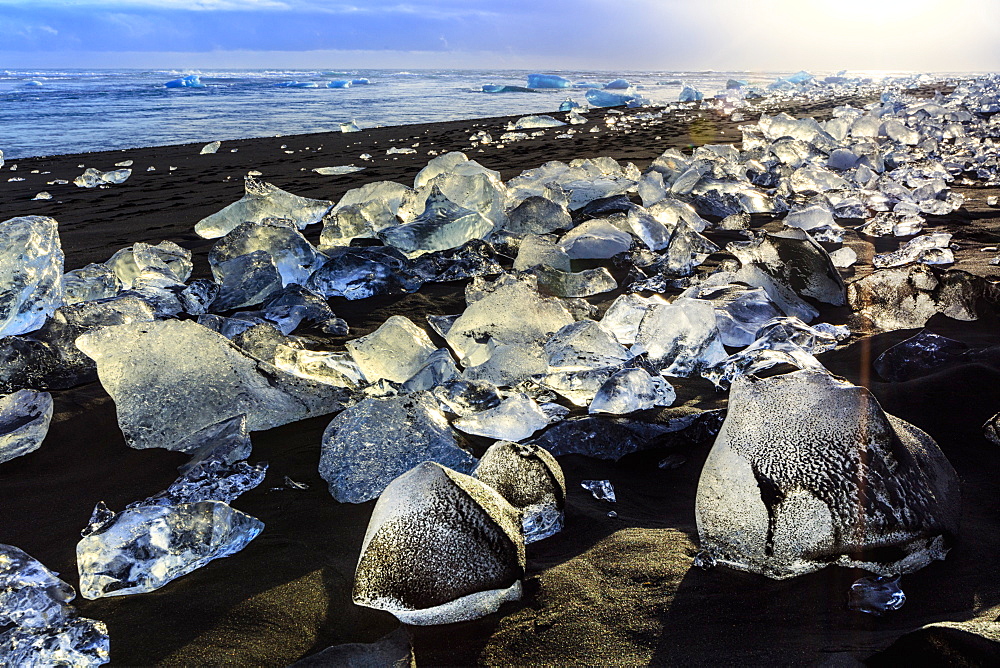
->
1;92;1000;666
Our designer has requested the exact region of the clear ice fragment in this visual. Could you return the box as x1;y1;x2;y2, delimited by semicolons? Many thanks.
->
0;390;52;464
379;186;493;256
0;617;109;667
0;544;75;629
873;233;954;268
0;216;64;337
209;250;282;311
589;367;675;414
632;297;727;377
453;393;550;441
195;176;332;239
557;218;633;259
848;575;905;615
874;330;968;382
209;221;320;287
62;264;121;305
581;479;616;502
73;168;130;188
346;315;437;384
200;141;221;154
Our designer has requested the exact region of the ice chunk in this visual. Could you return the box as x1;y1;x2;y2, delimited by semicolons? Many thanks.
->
829;246;857;268
307;246;421;300
401;348;461;392
209;221;320;287
0;544;75;629
313;165;364;175
379;186;493;256
319;392;476;503
445;275;574;365
847;265;998;332
0;390;52;464
0;216;63;338
558;218;633;259
73;167;131;188
261;284;345;335
77;500;263;598
453;393;549;441
848;575;906;615
873;233;954;268
195;176;332;239
62;264;120;305
165;74;204;88
513;234;572;272
827;148;859;171
545;319;631;370
105;240;192;288
353;461;523;625
511;115;566;130
599;293;667;346
728;229;846;307
678;86;704;103
175;414;251;473
76;320;351;451
432;378;503;416
200;141;221;154
586;89;640;107
413;151;473;189
682;284;784;348
504;196;573;235
412;164;507;229
0;616;109;667
209;250;282;311
633;297;727;376
874;330;968;382
473;441;565;543
293;627;412;667
784;204;835;231
526;74;571;89
409;239;503;283
589;367;675;414
696;369;960;579
274;346;364;388
463;343;549;388
346;315;437;384
581;479;616;502
533;266;617;298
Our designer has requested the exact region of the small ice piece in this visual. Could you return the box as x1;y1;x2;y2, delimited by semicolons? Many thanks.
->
581;479;616;502
62;263;120;305
513;234;572;272
210;250;283;311
784;204;835;231
307;246;421;300
983;411;1000;446
848;575;905;615
200;141;221;154
988;196;999;207
76;320;351;451
599;293;667;347
274;346;365;388
0;216;64;337
165;74;205;88
319;392;476;503
829;246;857;268
195;176;333;239
340;120;361;133
176;414;251;473
545;320;631;370
401;348;460;392
353;461;524;625
0;544;76;629
533;266;618;298
380;186;493;256
453;393;550;441
696;369;961;579
73;167;131;188
134;457;266;509
312;165;364;175
633;297;727;377
873;233;954;268
432;378;503;416
180;280;219;316
558;218;633;259
209;220;320;287
31;191;52;201
874;330;968;382
504;196;573;235
292;627;412;667
473;441;566;543
386;146;416;155
0;617;109;667
261;284;345;335
77;500;263;599
512;115;566;129
682;284;784;348
589;367;675;414
346;315;437;384
0;390;53;464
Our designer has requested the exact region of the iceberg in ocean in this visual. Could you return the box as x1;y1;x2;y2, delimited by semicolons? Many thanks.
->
526;74;571;89
165;75;205;88
678;86;704;102
482;84;535;94
604;78;630;89
586;88;639;108
327;80;352;88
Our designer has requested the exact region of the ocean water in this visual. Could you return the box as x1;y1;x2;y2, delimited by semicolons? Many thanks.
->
0;68;915;160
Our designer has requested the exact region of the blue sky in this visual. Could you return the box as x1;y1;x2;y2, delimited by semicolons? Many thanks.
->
0;0;997;71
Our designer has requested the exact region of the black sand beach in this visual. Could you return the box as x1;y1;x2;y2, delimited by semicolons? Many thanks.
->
2;87;1000;666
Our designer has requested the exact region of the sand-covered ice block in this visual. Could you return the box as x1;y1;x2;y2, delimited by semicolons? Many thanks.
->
77;501;263;599
209;221;321;287
195;176;332;239
353;461;524;625
473;441;565;543
633;297;727;377
346;315;437;384
0;216;64;338
0;390;52;465
696;369;960;579
319;392;476;503
76;319;351;451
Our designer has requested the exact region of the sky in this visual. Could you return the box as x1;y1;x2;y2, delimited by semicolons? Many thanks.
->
0;0;998;72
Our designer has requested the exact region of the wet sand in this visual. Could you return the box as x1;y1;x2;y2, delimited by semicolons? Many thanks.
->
1;89;999;666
